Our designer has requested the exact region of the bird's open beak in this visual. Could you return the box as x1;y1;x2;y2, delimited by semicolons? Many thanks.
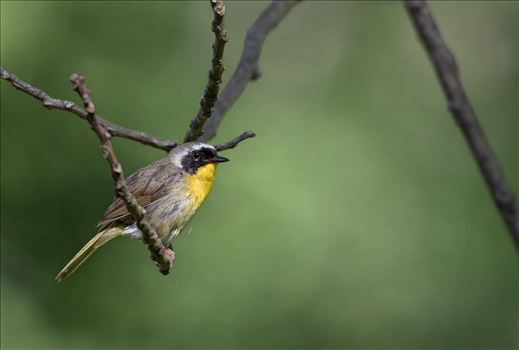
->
206;155;229;164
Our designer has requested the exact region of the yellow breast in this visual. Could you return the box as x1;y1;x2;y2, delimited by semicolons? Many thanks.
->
186;163;217;209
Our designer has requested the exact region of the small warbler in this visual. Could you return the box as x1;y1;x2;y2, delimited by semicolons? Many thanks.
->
56;142;229;282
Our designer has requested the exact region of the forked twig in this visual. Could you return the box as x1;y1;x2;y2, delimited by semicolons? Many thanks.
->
201;0;300;141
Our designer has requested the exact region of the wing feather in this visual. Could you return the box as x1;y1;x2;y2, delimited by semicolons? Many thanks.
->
96;158;181;228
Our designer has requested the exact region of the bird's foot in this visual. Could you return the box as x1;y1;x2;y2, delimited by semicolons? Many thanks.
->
162;246;175;261
155;246;175;275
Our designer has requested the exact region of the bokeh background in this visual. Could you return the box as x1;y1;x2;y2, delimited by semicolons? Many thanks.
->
1;1;517;349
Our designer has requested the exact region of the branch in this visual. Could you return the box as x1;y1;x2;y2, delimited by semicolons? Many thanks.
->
200;0;300;142
70;73;174;274
214;130;256;151
184;0;229;142
0;67;177;151
404;0;519;249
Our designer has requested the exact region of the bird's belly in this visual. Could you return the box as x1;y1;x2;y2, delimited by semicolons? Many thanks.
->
142;192;207;244
158;203;198;244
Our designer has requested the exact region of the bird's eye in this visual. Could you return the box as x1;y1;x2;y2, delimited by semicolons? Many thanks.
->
192;151;201;160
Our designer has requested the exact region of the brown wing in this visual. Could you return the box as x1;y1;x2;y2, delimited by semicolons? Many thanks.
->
96;158;182;229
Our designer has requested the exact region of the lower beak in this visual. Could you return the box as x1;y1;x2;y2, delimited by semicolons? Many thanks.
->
208;156;229;164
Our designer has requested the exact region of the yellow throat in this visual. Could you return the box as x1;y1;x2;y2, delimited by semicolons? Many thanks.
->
186;163;217;208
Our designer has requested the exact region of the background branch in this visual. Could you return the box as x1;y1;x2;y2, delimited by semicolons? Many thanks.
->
404;0;519;249
0;67;177;151
184;0;229;142
70;73;174;274
200;0;300;142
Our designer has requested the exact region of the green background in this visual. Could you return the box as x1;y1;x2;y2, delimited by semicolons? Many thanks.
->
1;1;517;349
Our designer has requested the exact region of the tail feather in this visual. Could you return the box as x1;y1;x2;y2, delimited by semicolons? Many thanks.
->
55;227;122;283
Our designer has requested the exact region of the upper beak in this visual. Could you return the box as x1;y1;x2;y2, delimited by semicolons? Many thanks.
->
207;155;229;164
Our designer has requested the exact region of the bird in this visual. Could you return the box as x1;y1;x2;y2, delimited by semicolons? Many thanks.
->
55;141;229;282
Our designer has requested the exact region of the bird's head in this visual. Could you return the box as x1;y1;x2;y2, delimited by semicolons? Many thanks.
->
169;142;229;174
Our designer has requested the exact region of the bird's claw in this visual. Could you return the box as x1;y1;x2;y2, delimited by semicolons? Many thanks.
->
162;247;175;261
154;247;175;275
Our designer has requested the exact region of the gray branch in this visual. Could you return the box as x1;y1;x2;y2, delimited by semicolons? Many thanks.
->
404;0;519;249
0;67;178;151
214;131;256;151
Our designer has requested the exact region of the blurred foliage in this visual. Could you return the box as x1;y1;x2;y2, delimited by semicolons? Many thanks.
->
1;1;517;349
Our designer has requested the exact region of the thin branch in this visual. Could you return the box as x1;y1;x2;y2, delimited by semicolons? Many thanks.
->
404;0;519;249
184;0;229;142
1;66;251;152
214;130;256;151
70;73;174;274
1;67;177;151
200;0;300;142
